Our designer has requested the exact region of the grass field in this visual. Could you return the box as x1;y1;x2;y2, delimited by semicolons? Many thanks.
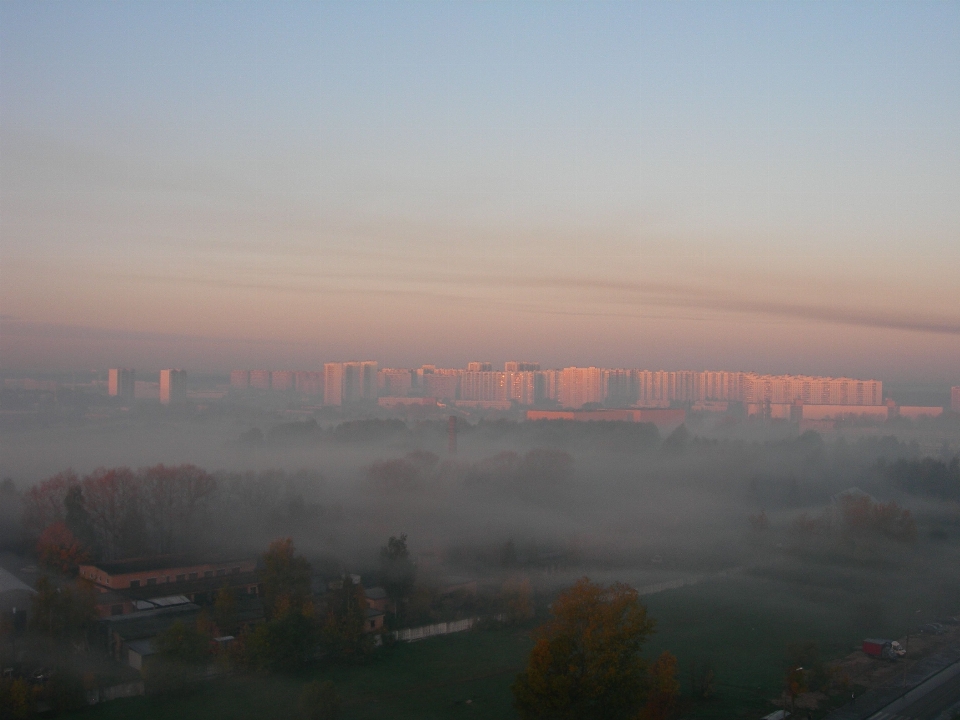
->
74;628;534;720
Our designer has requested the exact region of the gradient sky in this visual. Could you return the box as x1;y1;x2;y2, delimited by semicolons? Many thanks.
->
2;1;958;381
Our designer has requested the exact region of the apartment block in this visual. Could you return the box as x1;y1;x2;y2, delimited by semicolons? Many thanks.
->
108;368;135;401
159;369;187;405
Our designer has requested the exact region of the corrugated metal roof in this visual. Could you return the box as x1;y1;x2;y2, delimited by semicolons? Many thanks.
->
133;595;191;610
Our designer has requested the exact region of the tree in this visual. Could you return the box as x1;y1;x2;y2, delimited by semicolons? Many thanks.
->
512;578;655;720
36;522;90;575
380;534;415;610
321;576;372;661
785;665;807;715
154;619;212;663
150;619;212;693
141;464;217;554
242;609;317;672
63;485;98;558
29;576;97;644
213;586;239;636
299;680;341;720
81;467;145;559
640;652;680;720
261;538;312;620
22;470;78;539
0;677;36;720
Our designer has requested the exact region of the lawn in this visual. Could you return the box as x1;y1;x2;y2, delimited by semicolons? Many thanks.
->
641;558;947;719
73;628;534;720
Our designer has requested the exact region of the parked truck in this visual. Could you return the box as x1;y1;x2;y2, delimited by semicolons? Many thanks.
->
862;638;906;660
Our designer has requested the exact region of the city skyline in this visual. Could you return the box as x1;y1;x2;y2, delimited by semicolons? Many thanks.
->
2;2;959;382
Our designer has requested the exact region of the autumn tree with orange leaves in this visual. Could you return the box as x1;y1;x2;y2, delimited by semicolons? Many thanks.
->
513;578;656;720
639;651;681;720
35;522;90;575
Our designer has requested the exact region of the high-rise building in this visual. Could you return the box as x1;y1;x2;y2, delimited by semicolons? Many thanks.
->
952;386;960;412
505;361;540;372
230;370;250;389
379;368;413;397
249;370;271;390
322;361;379;405
467;362;493;372
602;369;638;407
159;369;187;405
324;363;344;406
559;367;602;409
507;371;536;405
294;371;323;396
271;371;295;392
108;368;135;401
423;372;460;401
461;371;507;402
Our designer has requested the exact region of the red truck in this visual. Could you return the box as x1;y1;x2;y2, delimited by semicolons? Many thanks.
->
862;638;905;660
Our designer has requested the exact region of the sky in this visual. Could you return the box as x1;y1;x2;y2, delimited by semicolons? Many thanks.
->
1;1;958;381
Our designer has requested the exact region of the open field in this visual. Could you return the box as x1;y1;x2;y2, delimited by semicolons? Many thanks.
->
71;539;958;720
73;629;534;720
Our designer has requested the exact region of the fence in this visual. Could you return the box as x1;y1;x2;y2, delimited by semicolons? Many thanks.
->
85;681;144;705
390;617;478;643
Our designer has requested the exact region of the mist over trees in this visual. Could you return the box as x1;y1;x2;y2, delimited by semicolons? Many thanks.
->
4;419;958;579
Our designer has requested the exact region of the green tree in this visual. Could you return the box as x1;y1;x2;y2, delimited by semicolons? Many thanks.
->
299;680;341;720
29;576;97;644
149;619;212;693
243;609;317;672
321;576;372;662
512;578;655;720
213;586;239;636
154;619;211;663
380;534;415;611
0;677;36;720
261;538;312;620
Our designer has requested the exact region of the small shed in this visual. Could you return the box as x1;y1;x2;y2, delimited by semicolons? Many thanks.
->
126;639;158;671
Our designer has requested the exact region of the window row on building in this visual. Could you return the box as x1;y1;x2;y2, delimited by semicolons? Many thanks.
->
231;363;884;410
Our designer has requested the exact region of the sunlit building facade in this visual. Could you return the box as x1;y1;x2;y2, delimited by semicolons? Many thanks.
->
159;369;187;405
108;368;135;401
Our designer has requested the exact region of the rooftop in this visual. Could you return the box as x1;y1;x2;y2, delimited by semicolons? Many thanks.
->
0;566;36;596
364;586;388;600
84;555;254;576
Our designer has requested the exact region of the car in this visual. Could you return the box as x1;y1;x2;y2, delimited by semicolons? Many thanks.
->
30;667;53;682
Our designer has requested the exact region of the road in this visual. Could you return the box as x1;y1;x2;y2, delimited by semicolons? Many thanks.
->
868;662;960;720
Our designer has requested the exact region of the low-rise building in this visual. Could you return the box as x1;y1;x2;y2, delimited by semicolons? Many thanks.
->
364;586;389;613
81;555;259;617
80;555;257;592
